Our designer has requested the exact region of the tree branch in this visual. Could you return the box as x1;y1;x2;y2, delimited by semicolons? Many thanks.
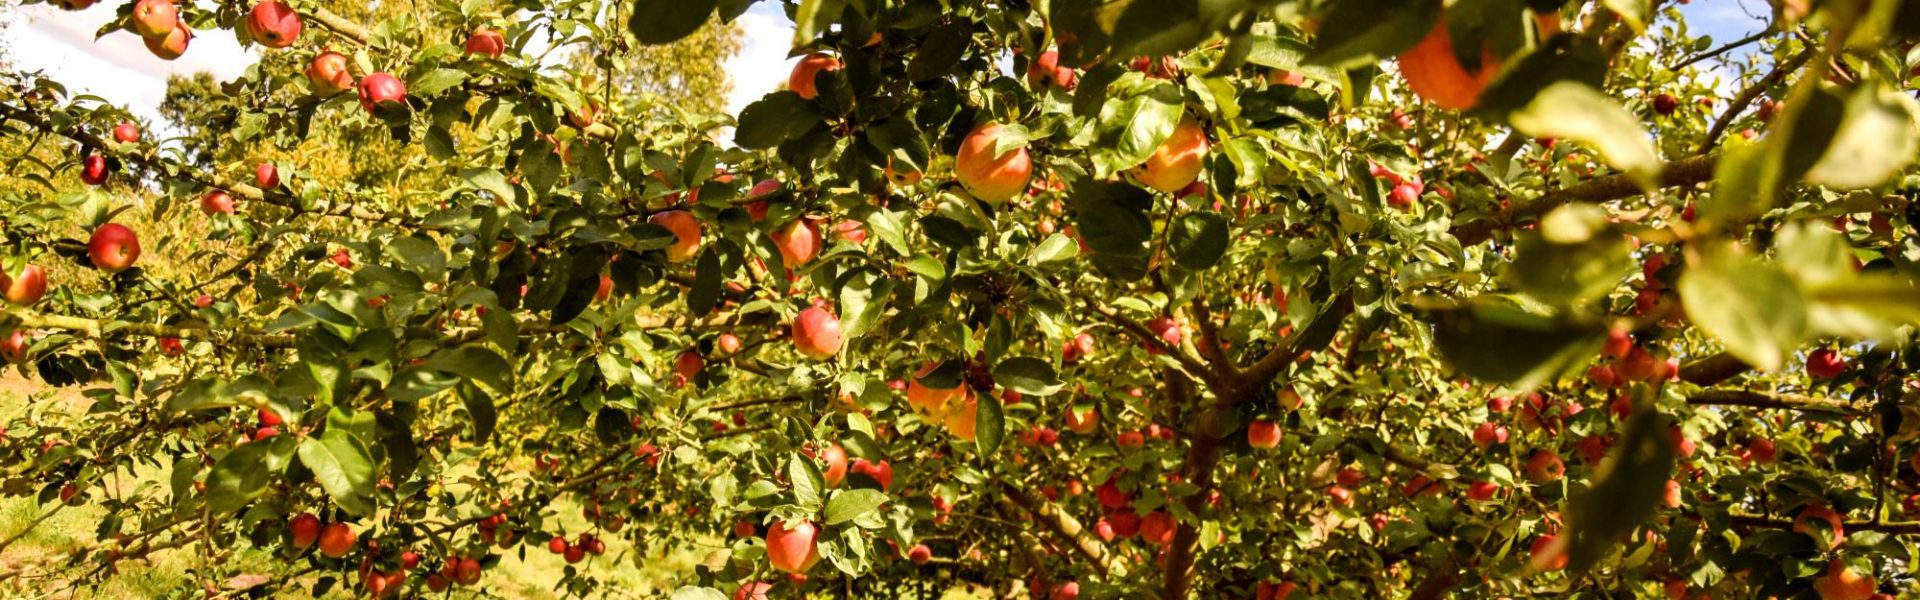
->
1084;301;1218;389
1451;154;1719;245
1688;389;1866;414
999;481;1111;574
1698;45;1814;155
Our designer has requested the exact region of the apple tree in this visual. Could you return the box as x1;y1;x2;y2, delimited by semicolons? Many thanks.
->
3;0;1920;598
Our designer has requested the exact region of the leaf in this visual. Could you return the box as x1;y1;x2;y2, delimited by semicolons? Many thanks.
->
993;357;1063;396
687;246;722;316
206;441;273;514
789;452;826;511
1600;0;1649;34
791;0;844;48
1805;85;1920;189
1806;277;1920;340
907;23;971;81
1427;296;1606;389
1304;0;1440;68
166;376;275;413
1505;204;1632;306
838;269;895;339
1564;408;1674;572
628;0;717;45
735;92;820;150
1030;233;1080;267
1677;251;1806;372
825;489;888;525
297;430;376;516
408;68;469;97
1071;181;1154;280
1507;81;1661;189
424;346;513;398
975;389;1005;455
460;168;517;206
1095;84;1184;173
462;385;497;442
1168;211;1229;270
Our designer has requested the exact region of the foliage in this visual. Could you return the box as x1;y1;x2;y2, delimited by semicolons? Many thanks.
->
0;0;1919;598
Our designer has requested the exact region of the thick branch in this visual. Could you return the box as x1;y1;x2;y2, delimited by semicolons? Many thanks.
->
1085;301;1218;389
1450;154;1719;245
307;7;375;45
1160;370;1215;599
1726;513;1920;534
1241;292;1352;390
1000;481;1111;573
1689;389;1865;414
1678;352;1751;386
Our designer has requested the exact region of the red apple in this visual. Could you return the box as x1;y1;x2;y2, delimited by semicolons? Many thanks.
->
201;189;235;215
307;51;355;95
649;210;702;263
1026;50;1077;90
906;543;932;565
1528;535;1567;571
1;330;25;363
1063;405;1098;434
112;122;140;144
317;522;355;558
465;28;506;58
772;218;822;267
792;306;842;360
81;154;109;186
131;0;178;38
1471;422;1508;449
595;273;613;301
1388;183;1420;208
907;363;966;415
289;512;321;548
1525;449;1564;483
453;557;481;585
1247;420;1281;449
765;520;821;573
3;265;48;306
955;122;1033;204
1812;559;1875;600
1052;581;1081;600
1131;116;1209;193
788;53;842;100
1466;480;1498;501
159;336;184;356
821;443;848;486
357;72;408;115
1794;504;1846;549
245;0;302;48
1652;93;1679;116
1139;511;1176;545
851;459;892;490
1328;485;1354;507
1807;348;1847;379
87;223;141;272
144;19;191;60
1336;468;1364;489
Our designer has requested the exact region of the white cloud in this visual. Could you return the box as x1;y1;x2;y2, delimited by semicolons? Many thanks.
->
724;6;796;117
6;3;257;135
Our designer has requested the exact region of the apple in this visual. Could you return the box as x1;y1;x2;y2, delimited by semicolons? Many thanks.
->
1026;50;1077;90
159;337;184;356
1812;559;1875;600
199;189;236;215
1662;479;1682;508
649;210;702;263
594;273;613;301
1487;396;1513;413
1652;93;1679;116
906;543;932;565
906;363;966;414
1278;387;1305;410
131;0;178;38
1388;182;1421;208
1328;485;1354;507
80;155;109;186
1131;116;1209;193
357;72;408;115
254;162;281;190
942;397;979;438
1052;581;1081;600
771;218;822;267
1471;422;1508;449
1;330;26;363
331;249;352;268
1063;405;1098;434
1145;316;1184;353
1266;69;1306;87
821;443;848;486
1116;430;1146;448
465;28;506;58
733;582;774;600
289;513;321;548
1336;468;1365;489
674;349;704;384
1247;420;1281;449
765;520;821;573
245;0;302;48
715;333;743;356
144;19;190;60
51;0;99;9
1062;332;1096;364
1747;438;1777;464
1587;364;1618;388
787;53;842;100
317;522;355;558
307;51;354;95
833;219;867;244
88;223;141;273
1139;511;1176;545
954;123;1033;204
112;122;140;144
1794;504;1846;549
1466;480;1498;501
453;557;481;585
851;459;893;490
791;306;842;360
1528;535;1568;571
3;265;48;306
1525;449;1564;483
1807;348;1847;379
1095;478;1132;509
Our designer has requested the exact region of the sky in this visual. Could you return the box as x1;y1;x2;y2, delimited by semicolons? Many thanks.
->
1;1;1773;133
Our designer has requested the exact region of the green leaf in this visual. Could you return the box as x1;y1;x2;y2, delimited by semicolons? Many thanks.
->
907;23;970;81
1700;137;1771;224
1600;0;1649;34
425;346;513;398
1507;81;1661;189
1564;408;1674;572
975;389;1005;455
1304;0;1440;68
461;168;517;207
297;430;376;516
628;0;717;45
993;357;1063;396
409;68;469;97
825;489;889;525
1427;296;1606;389
166;375;275;413
789;452;826;511
1168;211;1229;270
735;92;820;150
1677;251;1806;372
206;441;274;514
1071;181;1154;280
1030;233;1080;267
791;0;844;48
688;246;722;316
1805;84;1920;189
1095;83;1184;174
838;268;895;339
1505;204;1632;306
1807;277;1920;340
